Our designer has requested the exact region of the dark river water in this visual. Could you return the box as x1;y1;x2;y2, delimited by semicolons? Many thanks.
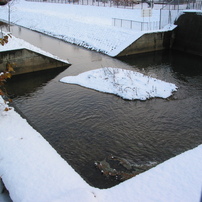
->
3;24;202;189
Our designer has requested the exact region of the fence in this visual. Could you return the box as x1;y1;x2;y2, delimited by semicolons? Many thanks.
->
159;0;202;29
26;0;142;9
112;18;159;31
26;0;202;30
188;0;202;9
26;0;186;9
26;0;202;10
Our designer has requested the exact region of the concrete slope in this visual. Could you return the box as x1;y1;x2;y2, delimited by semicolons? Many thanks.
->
116;30;174;57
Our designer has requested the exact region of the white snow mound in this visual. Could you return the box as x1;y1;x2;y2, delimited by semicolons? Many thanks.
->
60;67;177;100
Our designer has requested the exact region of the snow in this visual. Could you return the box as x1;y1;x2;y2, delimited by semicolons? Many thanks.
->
0;0;176;56
0;1;202;202
0;33;69;64
60;67;177;100
0;97;96;202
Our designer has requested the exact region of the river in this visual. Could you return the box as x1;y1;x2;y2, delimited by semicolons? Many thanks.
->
3;24;202;189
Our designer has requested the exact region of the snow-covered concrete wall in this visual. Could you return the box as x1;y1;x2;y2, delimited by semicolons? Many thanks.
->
0;49;70;75
116;30;174;57
173;11;202;56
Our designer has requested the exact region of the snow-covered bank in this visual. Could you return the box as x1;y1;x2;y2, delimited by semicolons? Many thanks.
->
98;144;202;202
0;0;176;56
0;33;69;64
60;67;177;100
0;97;97;202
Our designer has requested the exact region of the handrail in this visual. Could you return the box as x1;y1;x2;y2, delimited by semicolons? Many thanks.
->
112;17;159;31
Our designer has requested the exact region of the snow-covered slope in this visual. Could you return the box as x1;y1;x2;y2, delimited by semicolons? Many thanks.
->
0;0;175;56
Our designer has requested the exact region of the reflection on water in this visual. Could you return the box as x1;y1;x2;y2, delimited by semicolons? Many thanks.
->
119;50;202;76
5;67;67;98
4;25;202;188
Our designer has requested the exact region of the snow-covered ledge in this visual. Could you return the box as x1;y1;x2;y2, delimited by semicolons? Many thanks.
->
0;33;69;64
0;96;96;202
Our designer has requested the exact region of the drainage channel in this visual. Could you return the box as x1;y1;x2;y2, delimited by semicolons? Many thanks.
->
3;23;202;189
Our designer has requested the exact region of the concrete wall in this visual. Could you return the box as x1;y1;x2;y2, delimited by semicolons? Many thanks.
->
116;31;174;57
173;11;202;56
0;49;70;75
116;11;202;57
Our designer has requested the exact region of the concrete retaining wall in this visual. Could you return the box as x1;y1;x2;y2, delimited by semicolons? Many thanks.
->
116;11;202;57
0;49;70;75
116;31;174;57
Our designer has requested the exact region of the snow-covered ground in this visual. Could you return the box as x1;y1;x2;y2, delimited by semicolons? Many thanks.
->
0;0;176;56
0;1;202;201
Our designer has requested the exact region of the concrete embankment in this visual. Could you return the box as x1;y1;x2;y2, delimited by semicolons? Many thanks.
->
116;30;174;57
173;11;202;56
0;49;70;75
117;11;202;57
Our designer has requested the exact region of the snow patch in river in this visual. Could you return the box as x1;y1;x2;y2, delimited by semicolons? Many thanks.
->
60;67;177;100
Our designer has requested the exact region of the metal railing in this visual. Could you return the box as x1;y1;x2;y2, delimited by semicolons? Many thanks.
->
25;0;186;9
112;18;159;31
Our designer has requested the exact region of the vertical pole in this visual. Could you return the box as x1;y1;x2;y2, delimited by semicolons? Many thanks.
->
178;0;179;11
159;8;161;29
8;3;11;32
